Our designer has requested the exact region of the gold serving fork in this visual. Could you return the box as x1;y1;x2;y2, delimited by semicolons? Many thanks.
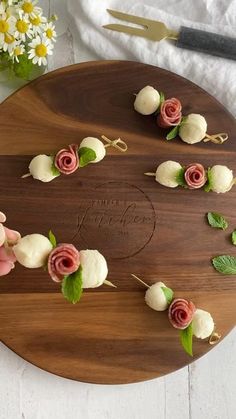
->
103;9;236;61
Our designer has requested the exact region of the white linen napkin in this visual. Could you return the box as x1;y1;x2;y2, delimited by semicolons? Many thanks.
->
68;0;236;116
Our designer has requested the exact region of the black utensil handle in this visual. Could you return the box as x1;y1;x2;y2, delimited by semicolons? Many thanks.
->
176;26;236;61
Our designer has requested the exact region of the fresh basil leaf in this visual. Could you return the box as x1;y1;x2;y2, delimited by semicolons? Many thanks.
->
62;266;83;304
161;286;174;305
232;230;236;246
180;116;187;125
166;125;180;140
159;91;165;104
79;147;96;168
175;167;187;187
212;255;236;275
51;163;61;177
180;323;193;357
48;230;57;248
207;212;228;230
155;92;165;114
204;168;213;192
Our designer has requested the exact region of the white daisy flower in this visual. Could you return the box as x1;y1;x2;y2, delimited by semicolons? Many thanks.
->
43;21;56;42
29;12;46;35
28;35;53;66
18;1;42;19
0;12;16;45
15;16;32;41
10;42;25;62
2;32;16;52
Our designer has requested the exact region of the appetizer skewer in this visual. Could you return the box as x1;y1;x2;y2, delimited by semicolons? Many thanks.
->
145;161;235;193
22;135;128;183
134;85;228;145
132;274;220;356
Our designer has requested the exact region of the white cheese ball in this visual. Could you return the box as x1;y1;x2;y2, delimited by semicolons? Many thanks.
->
210;165;233;193
134;86;160;115
155;160;182;188
29;155;58;183
80;249;108;288
179;114;207;144
192;309;214;339
145;281;169;311
13;234;53;268
79;137;106;163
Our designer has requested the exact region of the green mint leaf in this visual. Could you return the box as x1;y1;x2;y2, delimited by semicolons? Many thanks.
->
180;116;187;126
79;147;96;168
161;286;174;304
48;230;57;248
51;163;61;177
62;266;83;304
166;125;180;140
204;168;213;192
175;167;187;187
13;53;35;80
155;92;165;114
159;91;165;104
232;230;236;246
212;255;236;275
207;212;228;230
180;323;193;357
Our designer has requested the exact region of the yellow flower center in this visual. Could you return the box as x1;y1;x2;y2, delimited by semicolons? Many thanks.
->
46;28;53;39
0;20;9;33
4;33;14;44
14;46;22;56
30;15;41;26
16;20;29;33
22;2;34;13
35;43;47;57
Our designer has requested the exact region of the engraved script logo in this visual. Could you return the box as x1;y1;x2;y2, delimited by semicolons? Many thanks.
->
73;182;156;260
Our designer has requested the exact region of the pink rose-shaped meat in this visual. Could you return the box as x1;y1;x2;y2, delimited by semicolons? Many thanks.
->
157;98;182;128
54;144;79;175
168;298;196;330
48;243;80;282
184;163;206;189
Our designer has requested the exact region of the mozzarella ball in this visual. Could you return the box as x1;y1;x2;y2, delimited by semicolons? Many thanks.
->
210;165;233;193
179;114;207;144
13;234;53;268
134;86;160;115
29;155;58;183
192;309;214;339
145;281;169;311
79;137;106;163
80;249;108;288
155;160;182;188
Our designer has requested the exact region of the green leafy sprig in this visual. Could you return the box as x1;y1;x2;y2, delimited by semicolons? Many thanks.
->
79;147;96;167
62;266;83;304
161;286;174;305
207;212;228;230
180;323;193;357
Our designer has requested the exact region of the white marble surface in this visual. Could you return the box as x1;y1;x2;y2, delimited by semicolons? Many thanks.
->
0;1;235;418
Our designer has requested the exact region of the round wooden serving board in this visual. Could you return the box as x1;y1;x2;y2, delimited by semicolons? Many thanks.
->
0;61;235;384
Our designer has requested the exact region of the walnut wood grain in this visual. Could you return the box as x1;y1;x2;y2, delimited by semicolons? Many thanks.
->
0;61;235;384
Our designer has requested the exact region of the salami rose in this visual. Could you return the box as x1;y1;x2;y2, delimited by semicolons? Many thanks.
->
54;144;79;175
184;163;207;189
168;298;196;329
157;98;182;128
48;243;80;282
